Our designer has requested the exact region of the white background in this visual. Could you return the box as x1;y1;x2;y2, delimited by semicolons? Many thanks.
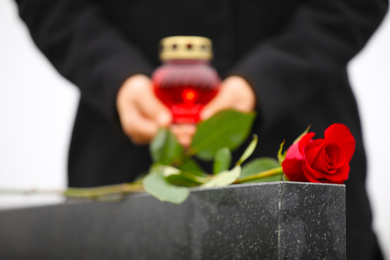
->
0;1;389;257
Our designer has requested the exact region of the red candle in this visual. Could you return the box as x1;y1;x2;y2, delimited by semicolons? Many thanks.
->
152;36;220;124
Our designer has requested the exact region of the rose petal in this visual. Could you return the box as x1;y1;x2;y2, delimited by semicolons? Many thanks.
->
322;165;350;183
282;133;316;182
305;139;327;172
282;158;307;182
303;159;325;180
290;124;355;184
324;142;345;170
324;144;338;166
325;124;354;140
303;166;322;183
285;142;302;161
298;132;315;156
325;124;356;162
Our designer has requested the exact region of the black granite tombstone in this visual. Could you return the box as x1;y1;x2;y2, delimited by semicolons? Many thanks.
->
0;182;345;259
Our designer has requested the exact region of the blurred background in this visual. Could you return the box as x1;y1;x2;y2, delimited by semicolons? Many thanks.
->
0;1;389;257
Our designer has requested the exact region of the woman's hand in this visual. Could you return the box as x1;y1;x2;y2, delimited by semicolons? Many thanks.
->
116;74;256;147
201;75;256;120
116;74;172;144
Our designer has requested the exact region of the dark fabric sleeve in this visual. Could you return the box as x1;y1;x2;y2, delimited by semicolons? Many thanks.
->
15;0;154;123
230;0;388;130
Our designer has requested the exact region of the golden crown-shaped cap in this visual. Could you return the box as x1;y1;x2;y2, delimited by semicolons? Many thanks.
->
159;36;213;60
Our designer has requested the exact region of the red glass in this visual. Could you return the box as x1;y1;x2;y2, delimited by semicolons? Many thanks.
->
153;59;220;124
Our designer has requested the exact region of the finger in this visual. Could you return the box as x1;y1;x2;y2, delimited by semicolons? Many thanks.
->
135;89;172;127
200;86;236;120
170;124;197;136
176;135;192;148
170;124;197;148
201;76;256;120
120;104;160;144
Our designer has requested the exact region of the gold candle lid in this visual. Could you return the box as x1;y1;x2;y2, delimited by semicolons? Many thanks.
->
159;36;213;61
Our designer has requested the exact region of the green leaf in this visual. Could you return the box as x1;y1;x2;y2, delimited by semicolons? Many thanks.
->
143;171;189;204
293;125;311;144
240;158;280;179
276;126;310;165
213;147;231;174
236;135;258;166
201;165;241;188
158;165;208;186
150;128;184;165
164;175;202;187
159;165;181;176
277;140;286;165
177;158;208;177
191;110;256;160
238;158;283;184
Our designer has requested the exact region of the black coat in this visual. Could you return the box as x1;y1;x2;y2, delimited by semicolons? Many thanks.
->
15;0;387;258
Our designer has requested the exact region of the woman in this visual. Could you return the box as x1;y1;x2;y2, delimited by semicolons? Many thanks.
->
15;0;387;258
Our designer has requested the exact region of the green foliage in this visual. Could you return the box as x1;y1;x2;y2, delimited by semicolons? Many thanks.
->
150;128;184;165
236;135;258;166
277;126;310;165
142;109;290;204
190;110;256;160
277;140;286;165
142;169;189;204
202;165;241;188
12;110;311;203
239;158;283;183
293;126;311;144
241;158;280;178
213;147;231;174
177;158;207;177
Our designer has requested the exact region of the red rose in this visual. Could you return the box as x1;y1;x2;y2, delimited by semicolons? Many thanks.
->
281;124;355;184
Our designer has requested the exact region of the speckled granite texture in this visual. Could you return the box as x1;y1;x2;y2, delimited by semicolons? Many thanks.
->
0;182;345;259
